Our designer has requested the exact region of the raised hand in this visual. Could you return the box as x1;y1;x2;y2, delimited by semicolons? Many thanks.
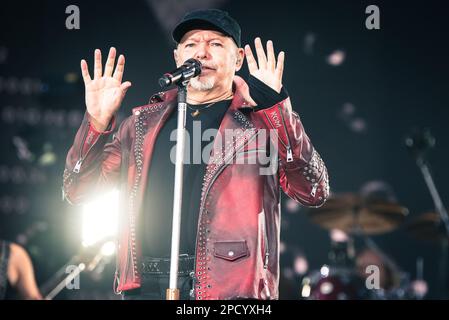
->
80;47;132;131
244;38;285;93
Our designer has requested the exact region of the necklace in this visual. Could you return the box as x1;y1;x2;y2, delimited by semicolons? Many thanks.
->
187;101;218;117
187;93;233;117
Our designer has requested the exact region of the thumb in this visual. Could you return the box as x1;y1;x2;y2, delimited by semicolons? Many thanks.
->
121;81;132;95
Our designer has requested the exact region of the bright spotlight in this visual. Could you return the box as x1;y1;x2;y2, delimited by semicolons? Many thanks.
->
301;278;311;298
82;189;119;247
320;265;330;277
326;50;345;66
294;255;309;275
100;241;116;257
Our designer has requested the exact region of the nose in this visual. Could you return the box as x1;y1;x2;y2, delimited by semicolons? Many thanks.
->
194;42;209;61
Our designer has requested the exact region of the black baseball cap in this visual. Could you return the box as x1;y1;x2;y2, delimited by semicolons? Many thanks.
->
172;9;241;47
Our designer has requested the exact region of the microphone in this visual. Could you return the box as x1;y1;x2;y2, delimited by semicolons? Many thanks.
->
159;58;202;88
404;127;435;163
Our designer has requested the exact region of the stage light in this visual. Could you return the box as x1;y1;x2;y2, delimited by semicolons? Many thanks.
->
279;241;286;254
330;229;349;243
301;278;311;298
100;241;116;257
350;118;366;133
39;143;57;166
320;265;330;277
81;189;119;247
294;255;309;275
285;198;300;213
64;72;79;84
326;50;345;66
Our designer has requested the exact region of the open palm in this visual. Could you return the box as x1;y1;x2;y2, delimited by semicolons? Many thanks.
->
244;38;284;94
81;47;131;131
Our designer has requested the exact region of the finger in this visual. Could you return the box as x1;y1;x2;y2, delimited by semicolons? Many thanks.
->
80;59;92;84
254;37;267;69
244;45;258;73
266;40;276;72
275;51;285;83
120;81;132;95
104;47;117;77
94;49;102;79
113;54;125;82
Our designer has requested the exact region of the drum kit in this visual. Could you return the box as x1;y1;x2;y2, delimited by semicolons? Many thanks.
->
299;193;449;300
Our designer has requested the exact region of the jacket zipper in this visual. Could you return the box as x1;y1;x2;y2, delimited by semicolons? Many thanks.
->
311;183;318;197
63;124;98;200
277;105;293;162
263;109;293;163
260;211;269;269
73;124;98;173
264;109;322;201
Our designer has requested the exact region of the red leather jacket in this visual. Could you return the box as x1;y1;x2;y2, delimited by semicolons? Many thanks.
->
63;76;329;300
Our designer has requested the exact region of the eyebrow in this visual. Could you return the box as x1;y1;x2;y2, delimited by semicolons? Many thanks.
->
184;37;225;43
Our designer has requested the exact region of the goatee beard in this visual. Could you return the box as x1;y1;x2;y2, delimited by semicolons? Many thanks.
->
190;77;214;91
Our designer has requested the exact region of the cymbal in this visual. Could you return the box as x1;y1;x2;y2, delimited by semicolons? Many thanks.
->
306;193;409;235
405;212;449;243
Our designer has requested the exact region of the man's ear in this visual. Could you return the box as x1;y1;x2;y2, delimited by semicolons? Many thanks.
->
173;49;181;67
235;48;245;72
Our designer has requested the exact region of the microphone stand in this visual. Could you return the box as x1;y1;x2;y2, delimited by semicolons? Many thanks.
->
405;129;449;298
41;240;111;300
415;157;449;298
159;59;201;300
166;82;188;300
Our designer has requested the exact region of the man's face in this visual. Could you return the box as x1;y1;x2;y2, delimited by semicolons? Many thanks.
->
174;29;244;91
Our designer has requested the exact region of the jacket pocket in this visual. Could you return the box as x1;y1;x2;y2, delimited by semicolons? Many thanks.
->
213;240;249;262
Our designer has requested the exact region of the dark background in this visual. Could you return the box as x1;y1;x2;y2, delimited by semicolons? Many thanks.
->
1;0;448;299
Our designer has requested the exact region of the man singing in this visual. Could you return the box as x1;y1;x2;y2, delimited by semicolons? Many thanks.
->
63;9;329;300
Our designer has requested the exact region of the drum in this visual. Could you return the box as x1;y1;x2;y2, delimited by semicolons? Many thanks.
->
301;265;368;300
366;272;420;300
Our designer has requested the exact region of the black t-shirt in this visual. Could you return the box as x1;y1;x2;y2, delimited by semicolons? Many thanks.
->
141;76;288;258
141;99;231;257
